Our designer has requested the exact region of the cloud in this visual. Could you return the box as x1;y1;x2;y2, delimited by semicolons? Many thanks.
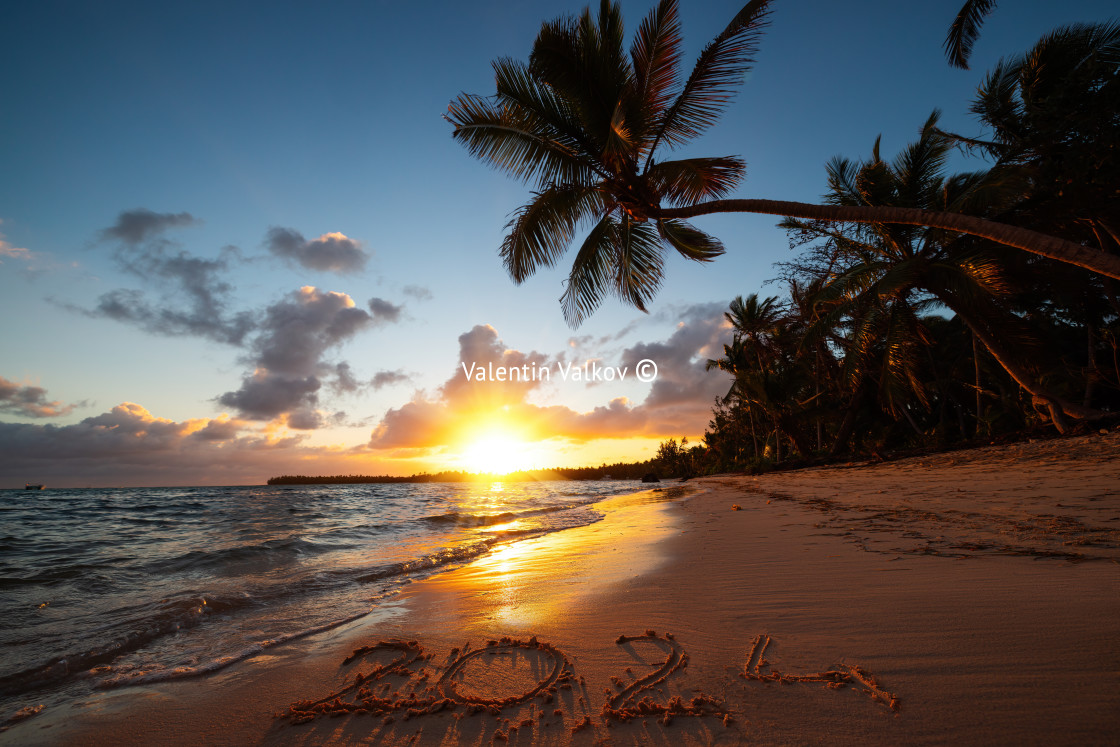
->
619;302;730;409
402;285;433;302
329;365;412;396
82;209;253;344
219;370;321;421
285;408;323;430
368;309;731;451
0;221;55;275
0;403;246;465
332;362;363;394
0;402;374;487
368;297;403;325
218;287;372;422
85;247;256;344
87;211;389;424
265;227;369;273
253;287;371;375
0;241;33;262
99;209;199;245
0;377;86;418
371;370;411;390
191;415;241;441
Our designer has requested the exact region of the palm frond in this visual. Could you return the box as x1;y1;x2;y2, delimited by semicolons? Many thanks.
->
561;215;618;326
844;302;886;386
873;257;924;300
630;0;683;140
646;0;773;161
824;157;861;205
970;61;1025;144
954;253;1013;297
603;98;637;164
529;16;585;100
656;218;725;261
613;219;665;312
944;0;997;70
939;168;1025;217
530;9;632;155
726;293;782;335
853;155;894;208
879;303;931;413
893;111;949;208
491;58;606;177
446;93;598;186
924;259;1012;315
646;156;745;205
501;185;605;283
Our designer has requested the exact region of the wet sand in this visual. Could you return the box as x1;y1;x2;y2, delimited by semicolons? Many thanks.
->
9;432;1120;745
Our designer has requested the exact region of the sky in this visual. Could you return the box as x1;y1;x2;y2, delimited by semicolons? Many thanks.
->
1;0;1113;487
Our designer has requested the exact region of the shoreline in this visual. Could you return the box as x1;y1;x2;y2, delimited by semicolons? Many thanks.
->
8;433;1120;745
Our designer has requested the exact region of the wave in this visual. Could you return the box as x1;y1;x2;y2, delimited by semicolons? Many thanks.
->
418;499;601;529
0;561;122;588
422;511;519;527
0;593;245;698
93;598;392;690
147;536;353;575
353;541;497;583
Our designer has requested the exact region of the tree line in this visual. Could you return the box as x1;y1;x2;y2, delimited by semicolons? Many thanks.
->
267;460;658;485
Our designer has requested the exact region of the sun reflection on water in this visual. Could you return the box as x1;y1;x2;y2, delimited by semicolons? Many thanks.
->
421;487;693;629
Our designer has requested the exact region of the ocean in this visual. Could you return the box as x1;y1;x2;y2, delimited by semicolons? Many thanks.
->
0;480;646;721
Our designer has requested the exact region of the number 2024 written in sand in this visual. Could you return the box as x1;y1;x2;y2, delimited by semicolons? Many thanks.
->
280;630;899;734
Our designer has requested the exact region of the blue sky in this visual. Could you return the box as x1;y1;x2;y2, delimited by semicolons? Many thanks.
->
1;0;1113;486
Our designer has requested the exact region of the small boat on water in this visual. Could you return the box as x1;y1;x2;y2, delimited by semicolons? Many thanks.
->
24;483;44;490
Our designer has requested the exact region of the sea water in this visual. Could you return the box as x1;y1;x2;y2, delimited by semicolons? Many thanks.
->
0;480;643;719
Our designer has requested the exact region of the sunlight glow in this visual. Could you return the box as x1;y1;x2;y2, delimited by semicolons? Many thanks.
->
459;432;535;475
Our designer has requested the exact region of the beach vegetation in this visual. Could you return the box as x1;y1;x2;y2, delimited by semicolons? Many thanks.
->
679;17;1120;469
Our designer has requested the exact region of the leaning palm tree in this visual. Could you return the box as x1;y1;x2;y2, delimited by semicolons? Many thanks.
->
447;0;1120;326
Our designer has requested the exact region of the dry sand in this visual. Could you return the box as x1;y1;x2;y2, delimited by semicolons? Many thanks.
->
9;432;1120;745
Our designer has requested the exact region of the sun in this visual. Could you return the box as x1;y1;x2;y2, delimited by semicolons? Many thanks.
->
459;432;535;475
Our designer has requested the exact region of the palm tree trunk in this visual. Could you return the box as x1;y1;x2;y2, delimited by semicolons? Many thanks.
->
950;308;1103;432
814;350;822;452
900;405;923;436
973;332;982;437
830;379;869;457
1084;322;1098;408
747;403;759;459
1113;337;1120;393
951;392;968;438
653;200;1120;281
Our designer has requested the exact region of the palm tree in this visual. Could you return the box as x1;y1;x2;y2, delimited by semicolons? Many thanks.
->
724;294;782;370
706;294;819;459
941;22;1120;254
447;0;1120;326
787;113;1102;432
706;331;762;458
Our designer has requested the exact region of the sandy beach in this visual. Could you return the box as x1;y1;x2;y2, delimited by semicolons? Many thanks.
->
9;431;1120;746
